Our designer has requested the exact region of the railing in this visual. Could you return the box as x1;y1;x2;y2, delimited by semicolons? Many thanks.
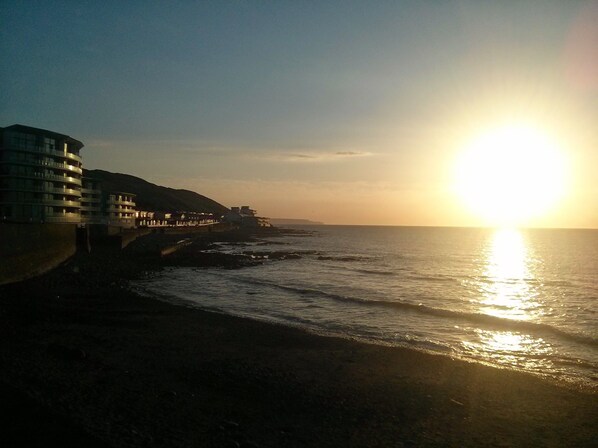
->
42;174;82;185
105;209;135;215
80;216;107;225
4;146;82;163
41;161;83;174
43;199;80;207
49;188;82;196
79;205;102;211
44;214;81;224
81;187;102;194
0;172;41;181
0;172;81;185
0;185;46;193
107;199;136;206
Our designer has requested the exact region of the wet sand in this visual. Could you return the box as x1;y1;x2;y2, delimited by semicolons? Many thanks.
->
1;232;596;447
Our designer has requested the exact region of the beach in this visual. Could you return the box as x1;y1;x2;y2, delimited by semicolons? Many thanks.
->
1;231;596;448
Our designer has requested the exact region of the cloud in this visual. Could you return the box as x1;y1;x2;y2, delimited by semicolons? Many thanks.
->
335;151;364;156
288;153;318;159
280;150;372;162
84;136;374;164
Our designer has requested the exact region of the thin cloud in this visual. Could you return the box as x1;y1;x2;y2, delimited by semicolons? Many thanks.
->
281;150;372;162
289;153;318;159
335;151;365;156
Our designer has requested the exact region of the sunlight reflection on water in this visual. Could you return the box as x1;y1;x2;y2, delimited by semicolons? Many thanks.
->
479;228;541;320
469;229;554;368
463;330;555;371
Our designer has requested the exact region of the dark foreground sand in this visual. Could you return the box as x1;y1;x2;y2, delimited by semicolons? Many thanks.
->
1;232;596;447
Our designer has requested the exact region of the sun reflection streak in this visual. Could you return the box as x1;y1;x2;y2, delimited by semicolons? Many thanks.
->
463;330;554;371
479;229;540;320
463;229;554;371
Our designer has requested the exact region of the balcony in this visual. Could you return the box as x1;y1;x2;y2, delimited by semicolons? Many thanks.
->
4;146;83;164
44;199;81;207
43;174;82;186
80;204;102;212
107;199;136;206
81;187;102;194
0;185;44;193
44;214;81;224
39;161;82;174
49;187;82;197
1;172;83;186
106;206;135;213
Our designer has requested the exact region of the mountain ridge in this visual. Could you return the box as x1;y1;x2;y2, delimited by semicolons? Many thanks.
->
84;169;229;215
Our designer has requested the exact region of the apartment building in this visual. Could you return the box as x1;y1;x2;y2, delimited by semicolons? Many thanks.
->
81;178;136;228
0;124;84;223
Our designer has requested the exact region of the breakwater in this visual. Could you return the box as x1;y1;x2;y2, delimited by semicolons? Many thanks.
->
0;223;77;286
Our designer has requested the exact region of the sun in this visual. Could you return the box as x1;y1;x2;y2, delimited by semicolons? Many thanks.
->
454;124;567;227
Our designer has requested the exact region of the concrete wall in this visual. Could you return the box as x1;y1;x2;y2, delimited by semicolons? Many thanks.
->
0;223;77;286
87;225;152;250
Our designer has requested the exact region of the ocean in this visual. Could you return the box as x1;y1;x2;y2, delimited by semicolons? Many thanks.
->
133;225;598;389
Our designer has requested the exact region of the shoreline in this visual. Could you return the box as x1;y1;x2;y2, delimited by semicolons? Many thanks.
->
135;276;596;395
1;230;597;447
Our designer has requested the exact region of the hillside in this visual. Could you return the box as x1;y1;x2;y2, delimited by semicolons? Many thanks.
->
84;169;229;215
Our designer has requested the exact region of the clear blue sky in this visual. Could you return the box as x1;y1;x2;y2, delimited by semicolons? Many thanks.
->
1;1;596;226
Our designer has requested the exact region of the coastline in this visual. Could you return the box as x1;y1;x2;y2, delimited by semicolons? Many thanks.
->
1;231;596;447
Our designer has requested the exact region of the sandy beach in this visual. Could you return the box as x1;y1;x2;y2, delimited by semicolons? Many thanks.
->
1;231;596;448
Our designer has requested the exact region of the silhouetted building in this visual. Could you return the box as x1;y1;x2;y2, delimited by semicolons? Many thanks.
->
135;210;216;228
81;177;137;228
80;177;103;224
105;191;136;228
0;124;84;223
226;205;271;227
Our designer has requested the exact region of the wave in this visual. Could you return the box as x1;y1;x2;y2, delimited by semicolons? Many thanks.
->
551;356;598;371
477;277;576;288
215;274;598;349
241;249;321;260
353;268;397;276
406;274;460;284
330;266;456;281
317;255;370;262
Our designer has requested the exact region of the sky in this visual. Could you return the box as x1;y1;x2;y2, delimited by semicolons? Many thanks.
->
1;1;596;227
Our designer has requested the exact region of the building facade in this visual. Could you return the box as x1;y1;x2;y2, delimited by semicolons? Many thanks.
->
226;205;271;227
81;177;137;228
135;210;216;228
105;191;136;228
80;177;103;224
0;124;84;223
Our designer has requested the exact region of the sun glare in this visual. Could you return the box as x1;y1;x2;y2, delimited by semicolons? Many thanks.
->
455;124;567;227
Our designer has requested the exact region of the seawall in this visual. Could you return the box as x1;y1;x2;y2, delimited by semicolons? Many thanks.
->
0;223;77;286
0;222;235;285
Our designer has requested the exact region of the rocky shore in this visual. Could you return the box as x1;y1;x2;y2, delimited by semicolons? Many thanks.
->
1;228;596;447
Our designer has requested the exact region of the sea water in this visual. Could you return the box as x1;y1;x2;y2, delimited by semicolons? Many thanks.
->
133;226;598;389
